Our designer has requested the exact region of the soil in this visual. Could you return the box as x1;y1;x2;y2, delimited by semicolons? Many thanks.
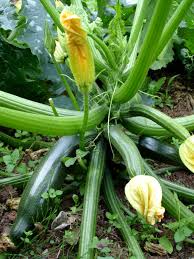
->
0;75;194;258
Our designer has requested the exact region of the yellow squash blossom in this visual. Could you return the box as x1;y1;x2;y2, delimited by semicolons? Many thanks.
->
60;10;95;92
179;135;194;173
125;175;165;225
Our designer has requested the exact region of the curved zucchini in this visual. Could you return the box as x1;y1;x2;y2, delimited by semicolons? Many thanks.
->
107;124;144;177
78;140;106;259
124;104;190;140
0;91;80;116
10;136;78;243
123;115;194;137
138;136;183;165
108;127;194;230
0;105;107;136
103;170;145;258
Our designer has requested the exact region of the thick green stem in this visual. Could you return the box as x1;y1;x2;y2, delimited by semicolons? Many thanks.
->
48;98;59;116
0;131;52;150
125;104;190;140
89;34;117;70
103;170;145;258
113;0;172;103
154;0;193;60
0;91;80;116
80;90;89;150
51;54;80;111
0;106;107;136
40;0;64;32
123;114;194;137
127;0;149;58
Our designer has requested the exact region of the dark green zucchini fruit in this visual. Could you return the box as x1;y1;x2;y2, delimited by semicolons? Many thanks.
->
10;136;78;243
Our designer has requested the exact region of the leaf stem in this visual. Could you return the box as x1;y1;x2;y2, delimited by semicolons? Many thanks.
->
113;0;172;104
51;54;80;111
40;0;64;33
48;98;59;116
89;34;117;70
80;89;89;150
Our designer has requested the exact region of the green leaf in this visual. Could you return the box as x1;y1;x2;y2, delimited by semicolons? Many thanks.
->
174;226;193;243
76;149;89;158
147;77;166;95
11;149;20;164
63;157;77;167
151;40;174;70
0;0;18;31
55;190;63;196
41;192;49;199
178;28;194;54
159;236;173;254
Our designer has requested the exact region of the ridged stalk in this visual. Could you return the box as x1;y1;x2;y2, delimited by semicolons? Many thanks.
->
0;174;32;187
160;178;194;203
103;170;145;258
107;125;144;177
89;34;117;70
0;91;80;116
40;0;64;32
0;106;107;136
125;104;190;140
144;162;194;230
78;140;106;259
123;114;194;137
113;0;172;103
0;131;52;150
126;0;150;58
154;0;193;59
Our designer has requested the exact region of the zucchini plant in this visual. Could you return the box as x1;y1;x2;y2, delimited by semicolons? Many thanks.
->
1;0;194;257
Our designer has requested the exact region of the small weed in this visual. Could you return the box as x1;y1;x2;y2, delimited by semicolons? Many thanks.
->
106;212;121;232
91;236;113;258
21;230;33;244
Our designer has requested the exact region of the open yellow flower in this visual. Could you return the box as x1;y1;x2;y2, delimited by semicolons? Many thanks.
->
60;10;95;92
125;175;165;225
179;135;194;173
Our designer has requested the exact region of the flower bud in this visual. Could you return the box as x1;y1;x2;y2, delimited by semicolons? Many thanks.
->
125;175;165;225
60;10;95;92
179;135;194;173
54;40;66;63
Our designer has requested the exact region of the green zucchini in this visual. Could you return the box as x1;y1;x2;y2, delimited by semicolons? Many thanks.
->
123;104;190;140
138;136;183;165
107;126;194;229
0;105;107;136
0;91;80;116
123;115;194;137
103;170;145;258
10;136;78;243
78;140;106;259
107;124;144;177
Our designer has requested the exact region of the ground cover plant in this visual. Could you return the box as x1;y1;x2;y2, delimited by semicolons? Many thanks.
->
0;0;194;258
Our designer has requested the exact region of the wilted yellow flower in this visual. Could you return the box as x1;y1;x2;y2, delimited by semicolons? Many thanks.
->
179;135;194;173
125;175;165;225
60;10;95;92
